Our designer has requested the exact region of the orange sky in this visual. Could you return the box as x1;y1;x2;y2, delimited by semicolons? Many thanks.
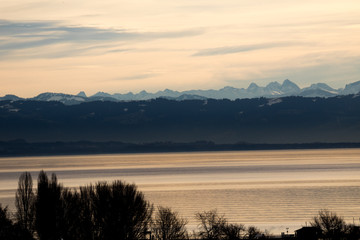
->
1;0;360;97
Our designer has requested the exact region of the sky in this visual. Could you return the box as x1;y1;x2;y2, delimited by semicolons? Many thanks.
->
1;0;360;97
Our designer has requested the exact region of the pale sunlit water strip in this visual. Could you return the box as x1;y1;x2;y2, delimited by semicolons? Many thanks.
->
1;149;360;234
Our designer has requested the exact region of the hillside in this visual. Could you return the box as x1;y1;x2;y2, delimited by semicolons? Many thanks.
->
1;95;360;145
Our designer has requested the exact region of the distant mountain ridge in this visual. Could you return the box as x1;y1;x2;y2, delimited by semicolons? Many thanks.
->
1;79;360;105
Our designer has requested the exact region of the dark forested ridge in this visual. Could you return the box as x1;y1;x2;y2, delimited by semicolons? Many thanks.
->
1;95;360;147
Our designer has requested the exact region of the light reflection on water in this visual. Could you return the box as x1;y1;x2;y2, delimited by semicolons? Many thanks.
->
1;149;360;234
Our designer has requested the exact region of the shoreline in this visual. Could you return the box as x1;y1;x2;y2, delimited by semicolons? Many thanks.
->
1;140;360;157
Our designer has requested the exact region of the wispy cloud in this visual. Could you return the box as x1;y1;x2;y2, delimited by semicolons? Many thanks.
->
192;42;306;57
261;14;360;29
115;74;156;81
0;20;204;59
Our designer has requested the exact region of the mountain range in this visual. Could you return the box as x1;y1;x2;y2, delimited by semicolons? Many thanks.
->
2;80;360;105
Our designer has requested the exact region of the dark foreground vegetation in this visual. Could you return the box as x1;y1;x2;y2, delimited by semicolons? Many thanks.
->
1;172;360;240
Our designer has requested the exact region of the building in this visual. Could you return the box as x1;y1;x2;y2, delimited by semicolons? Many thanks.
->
295;227;320;240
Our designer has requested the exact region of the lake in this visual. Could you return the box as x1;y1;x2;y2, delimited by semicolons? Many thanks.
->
1;149;360;235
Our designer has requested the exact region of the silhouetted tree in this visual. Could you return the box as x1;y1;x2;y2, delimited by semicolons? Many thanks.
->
0;204;13;239
345;224;360;240
0;204;34;240
222;223;245;240
196;210;227;240
61;188;91;240
246;226;263;240
89;180;153;240
76;186;95;240
153;206;188;240
35;171;64;240
310;209;346;240
15;172;35;234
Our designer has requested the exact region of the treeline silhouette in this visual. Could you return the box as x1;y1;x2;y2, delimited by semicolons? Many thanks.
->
1;172;360;240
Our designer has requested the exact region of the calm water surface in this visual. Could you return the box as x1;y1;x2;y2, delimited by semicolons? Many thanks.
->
1;149;360;234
